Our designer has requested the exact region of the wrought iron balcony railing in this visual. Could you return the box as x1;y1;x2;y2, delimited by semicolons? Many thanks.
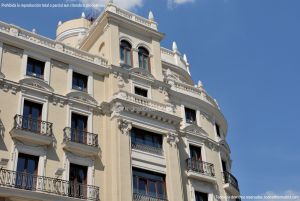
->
131;143;163;156
63;127;99;147
0;169;99;200
186;158;215;177
223;171;239;192
14;115;53;137
133;192;168;201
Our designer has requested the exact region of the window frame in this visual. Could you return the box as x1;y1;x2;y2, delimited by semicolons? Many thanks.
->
26;57;45;79
134;86;148;98
184;107;197;124
120;40;132;67
138;47;150;71
131;128;163;149
72;71;88;92
132;168;167;199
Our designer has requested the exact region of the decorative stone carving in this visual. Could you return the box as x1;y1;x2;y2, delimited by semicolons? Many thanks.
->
113;72;125;88
118;119;132;135
166;132;179;146
0;72;5;79
129;68;155;80
112;102;124;115
20;78;54;93
66;91;98;105
182;124;208;137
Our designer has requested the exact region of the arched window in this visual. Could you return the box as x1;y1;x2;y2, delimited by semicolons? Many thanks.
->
120;40;132;67
138;47;150;71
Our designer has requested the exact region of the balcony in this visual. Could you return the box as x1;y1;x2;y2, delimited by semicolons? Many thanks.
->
62;127;100;157
10;115;53;146
223;171;240;196
133;193;168;201
131;143;163;156
186;159;216;183
0;169;99;201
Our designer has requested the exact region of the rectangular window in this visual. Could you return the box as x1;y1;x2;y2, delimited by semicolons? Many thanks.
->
195;191;208;201
26;57;45;79
131;128;162;149
185;107;196;124
134;86;148;97
22;100;43;132
72;72;88;92
189;145;202;161
222;160;227;172
15;153;39;189
132;168;167;199
71;113;88;144
216;123;221;137
69;163;87;198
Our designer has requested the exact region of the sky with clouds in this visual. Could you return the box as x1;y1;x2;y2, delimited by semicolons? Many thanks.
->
0;0;300;199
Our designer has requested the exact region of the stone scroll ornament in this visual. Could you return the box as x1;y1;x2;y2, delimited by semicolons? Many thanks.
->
118;119;132;135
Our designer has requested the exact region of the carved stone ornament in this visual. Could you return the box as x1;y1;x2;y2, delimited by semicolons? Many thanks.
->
118;119;132;135
129;68;155;80
112;102;124;115
20;78;54;92
113;72;125;88
166;132;179;146
182;124;208;136
66;91;98;105
0;72;5;79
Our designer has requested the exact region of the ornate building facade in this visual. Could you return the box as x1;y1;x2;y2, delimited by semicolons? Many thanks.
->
0;2;240;201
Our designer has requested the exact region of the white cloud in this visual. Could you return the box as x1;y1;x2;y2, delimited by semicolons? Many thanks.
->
167;0;194;9
173;0;194;4
261;190;300;201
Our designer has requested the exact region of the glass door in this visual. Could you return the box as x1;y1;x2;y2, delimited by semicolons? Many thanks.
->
23;100;43;133
15;153;39;190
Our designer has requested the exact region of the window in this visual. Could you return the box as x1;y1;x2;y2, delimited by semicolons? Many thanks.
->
26;57;45;79
131;128;162;149
133;168;167;199
195;191;208;201
15;153;39;189
189;145;202;161
134;86;148;97
72;72;88;92
71;113;88;144
215;123;221;137
185;107;196;124
22;100;43;132
138;47;150;71
120;40;132;67
69;163;87;198
222;160;227;172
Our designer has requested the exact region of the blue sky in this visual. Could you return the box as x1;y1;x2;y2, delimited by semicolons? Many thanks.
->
1;0;300;198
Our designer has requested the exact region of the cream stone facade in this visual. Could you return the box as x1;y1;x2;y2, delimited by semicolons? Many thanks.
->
0;2;240;201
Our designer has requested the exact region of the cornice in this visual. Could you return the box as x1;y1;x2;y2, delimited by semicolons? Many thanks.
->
0;22;109;76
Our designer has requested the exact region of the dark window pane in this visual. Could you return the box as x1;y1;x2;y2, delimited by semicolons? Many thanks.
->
26;57;45;78
132;168;166;198
185;107;196;123
148;181;156;196
195;191;208;201
134;87;148;97
138;179;147;194
216;123;221;137
190;145;202;161
72;72;88;91
131;128;162;148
